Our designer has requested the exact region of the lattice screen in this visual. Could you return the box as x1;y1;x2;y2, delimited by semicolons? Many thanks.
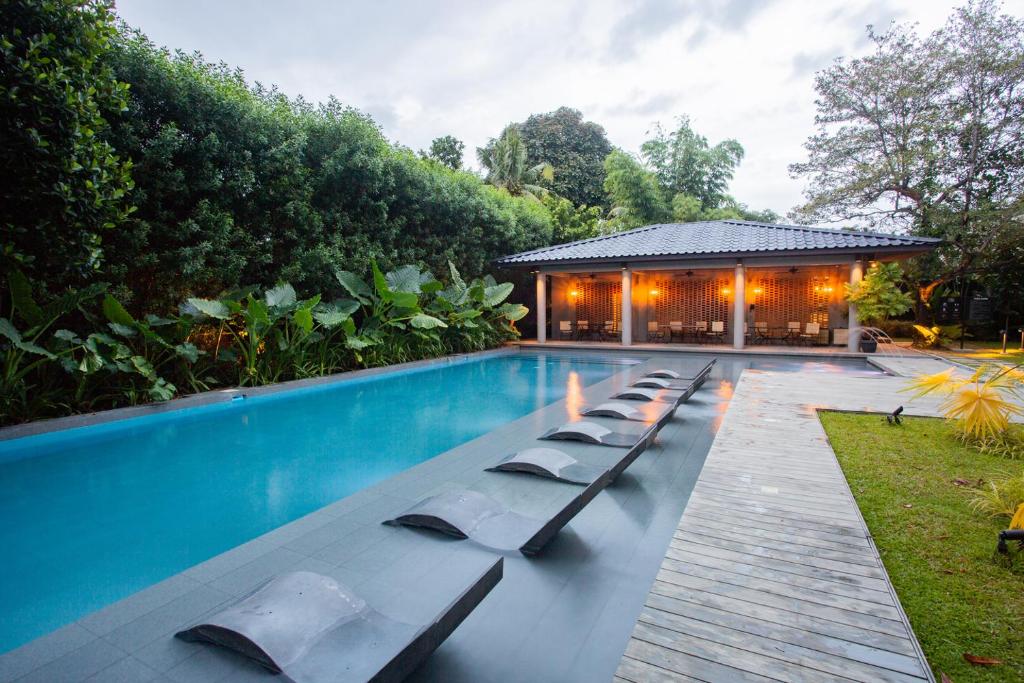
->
652;276;732;326
749;274;834;327
576;281;621;325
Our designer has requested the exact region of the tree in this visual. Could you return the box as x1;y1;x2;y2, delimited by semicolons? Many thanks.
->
477;125;553;200
422;135;464;170
602;150;671;230
0;0;135;294
541;193;602;243
641;116;745;209
790;0;1024;307
518;107;613;208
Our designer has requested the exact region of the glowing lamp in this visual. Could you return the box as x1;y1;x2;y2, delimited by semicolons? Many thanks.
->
721;287;731;296
649;289;659;297
569;290;578;298
753;287;763;295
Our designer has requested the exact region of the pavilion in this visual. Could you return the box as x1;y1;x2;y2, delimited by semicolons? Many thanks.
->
496;219;940;351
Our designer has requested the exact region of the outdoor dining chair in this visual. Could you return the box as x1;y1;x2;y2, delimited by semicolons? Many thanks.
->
692;321;708;343
786;321;801;344
669;320;684;342
753;321;769;344
707;321;725;343
800;321;821;345
577;320;590;340
647;320;664;342
558;320;573;340
602;320;620;341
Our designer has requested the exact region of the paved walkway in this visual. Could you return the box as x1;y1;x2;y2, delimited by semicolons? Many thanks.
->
616;356;950;683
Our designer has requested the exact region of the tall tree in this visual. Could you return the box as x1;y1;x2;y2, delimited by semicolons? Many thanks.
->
518;107;613;208
477;125;553;200
422;134;464;170
0;0;135;293
790;0;1024;305
641;116;745;210
602;150;671;229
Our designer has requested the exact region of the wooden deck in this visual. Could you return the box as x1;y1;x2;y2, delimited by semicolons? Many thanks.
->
615;356;953;683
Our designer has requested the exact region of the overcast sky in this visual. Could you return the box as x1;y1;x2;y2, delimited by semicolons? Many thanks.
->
114;0;1024;220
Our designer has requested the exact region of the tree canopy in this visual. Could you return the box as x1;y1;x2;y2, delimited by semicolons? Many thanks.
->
518;107;613;208
476;125;554;201
422;135;464;170
790;0;1024;306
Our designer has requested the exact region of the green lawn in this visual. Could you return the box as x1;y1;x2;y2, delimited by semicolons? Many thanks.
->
819;412;1023;682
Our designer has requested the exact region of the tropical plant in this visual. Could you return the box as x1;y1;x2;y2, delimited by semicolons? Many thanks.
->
844;262;914;325
912;323;967;349
602;150;672;230
905;364;1024;447
969;471;1024;520
542;194;602;244
477;125;554;200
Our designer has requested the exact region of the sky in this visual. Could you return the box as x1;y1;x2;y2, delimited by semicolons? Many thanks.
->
113;0;1024;220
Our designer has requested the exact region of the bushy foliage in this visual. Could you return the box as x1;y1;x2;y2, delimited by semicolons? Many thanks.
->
96;33;551;311
844;262;913;324
421;135;464;170
0;0;135;293
0;263;525;425
541;194;602;244
518;107;613;208
602;150;672;230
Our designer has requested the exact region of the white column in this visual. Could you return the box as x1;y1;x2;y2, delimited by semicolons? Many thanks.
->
535;271;546;344
848;259;864;352
621;268;633;346
733;262;745;349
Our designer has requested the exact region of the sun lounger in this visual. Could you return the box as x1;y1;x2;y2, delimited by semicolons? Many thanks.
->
539;419;655;448
646;359;716;380
384;478;610;555
485;447;607;485
581;400;676;428
175;556;503;683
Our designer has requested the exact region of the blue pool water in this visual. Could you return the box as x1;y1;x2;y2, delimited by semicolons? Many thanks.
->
0;352;625;653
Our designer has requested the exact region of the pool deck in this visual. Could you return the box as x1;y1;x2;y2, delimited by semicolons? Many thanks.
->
615;356;952;683
0;350;957;683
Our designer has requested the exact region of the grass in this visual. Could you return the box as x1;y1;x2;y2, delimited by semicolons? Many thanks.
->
938;340;1024;365
819;412;1023;682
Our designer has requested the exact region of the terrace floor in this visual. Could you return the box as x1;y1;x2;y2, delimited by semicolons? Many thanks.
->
616;355;953;683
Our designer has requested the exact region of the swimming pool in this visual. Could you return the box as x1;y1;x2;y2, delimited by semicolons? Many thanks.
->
0;352;627;653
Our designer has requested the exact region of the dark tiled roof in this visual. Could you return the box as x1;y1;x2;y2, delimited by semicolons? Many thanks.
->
496;220;940;266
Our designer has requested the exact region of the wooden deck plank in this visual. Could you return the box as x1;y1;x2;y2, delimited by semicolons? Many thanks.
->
618;361;941;682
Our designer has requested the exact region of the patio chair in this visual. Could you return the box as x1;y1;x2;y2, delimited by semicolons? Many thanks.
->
800;321;821;345
175;557;503;683
786;321;801;344
692;321;708;343
647;320;664;342
706;321;725;343
669;320;684;342
752;321;769;344
602;319;620;341
576;320;590;340
558;320;573;340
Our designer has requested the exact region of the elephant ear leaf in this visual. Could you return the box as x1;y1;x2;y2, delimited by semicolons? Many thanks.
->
265;283;297;308
483;283;514;307
448;260;466;292
499;303;529;321
0;318;56;358
186;298;231;320
335;270;372;305
102;294;136;327
8;269;44;327
385;264;430;294
410;313;447;329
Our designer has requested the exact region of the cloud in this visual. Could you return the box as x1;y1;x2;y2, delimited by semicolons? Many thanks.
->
600;92;679;118
791;48;840;78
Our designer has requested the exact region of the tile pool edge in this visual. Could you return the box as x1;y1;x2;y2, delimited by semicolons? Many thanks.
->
0;347;515;444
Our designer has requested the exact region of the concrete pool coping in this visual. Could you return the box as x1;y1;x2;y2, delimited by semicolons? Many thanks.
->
0;349;889;682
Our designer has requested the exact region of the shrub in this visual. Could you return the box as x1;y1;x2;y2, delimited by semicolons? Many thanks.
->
969;471;1024;521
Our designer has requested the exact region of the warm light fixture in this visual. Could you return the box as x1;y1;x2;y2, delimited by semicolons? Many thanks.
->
569;290;578;298
721;287;731;296
753;287;763;295
649;289;659;297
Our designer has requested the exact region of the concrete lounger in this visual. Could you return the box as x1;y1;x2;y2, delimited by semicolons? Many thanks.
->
485;447;608;485
175;556;503;683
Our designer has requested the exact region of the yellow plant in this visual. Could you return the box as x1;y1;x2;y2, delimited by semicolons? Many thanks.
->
904;364;1023;441
1011;503;1024;530
969;472;1024;520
